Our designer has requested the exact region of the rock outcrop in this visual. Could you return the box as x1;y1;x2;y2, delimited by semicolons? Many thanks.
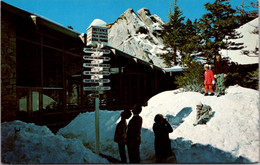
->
108;8;169;68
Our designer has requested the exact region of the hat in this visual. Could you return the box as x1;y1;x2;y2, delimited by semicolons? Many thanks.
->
204;64;209;68
196;101;202;106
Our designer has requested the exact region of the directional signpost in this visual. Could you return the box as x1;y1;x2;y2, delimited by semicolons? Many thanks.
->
83;21;110;154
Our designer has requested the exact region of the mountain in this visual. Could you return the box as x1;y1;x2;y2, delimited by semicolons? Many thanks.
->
108;8;170;68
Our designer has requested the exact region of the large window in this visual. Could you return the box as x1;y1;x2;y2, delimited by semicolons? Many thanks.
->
17;40;41;87
65;54;82;110
43;47;63;87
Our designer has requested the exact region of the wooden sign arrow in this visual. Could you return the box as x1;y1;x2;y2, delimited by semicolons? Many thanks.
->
83;63;110;68
83;47;110;54
83;71;111;76
83;86;111;91
83;56;111;61
83;79;110;83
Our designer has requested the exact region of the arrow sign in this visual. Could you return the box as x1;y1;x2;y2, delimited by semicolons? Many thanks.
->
83;79;110;83
83;71;111;76
83;56;111;61
83;47;110;54
91;67;103;72
91;60;104;64
91;52;104;57
83;63;111;68
83;86;111;91
91;75;103;79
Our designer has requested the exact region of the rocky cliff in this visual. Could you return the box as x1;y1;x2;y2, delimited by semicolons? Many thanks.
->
108;8;170;68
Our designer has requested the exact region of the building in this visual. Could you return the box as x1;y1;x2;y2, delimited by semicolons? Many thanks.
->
1;2;175;132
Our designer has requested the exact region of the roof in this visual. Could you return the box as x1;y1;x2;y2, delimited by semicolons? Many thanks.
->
105;45;166;73
1;1;81;38
87;19;107;29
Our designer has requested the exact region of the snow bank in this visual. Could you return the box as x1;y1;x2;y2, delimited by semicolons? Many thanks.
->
1;120;109;164
2;85;258;163
58;85;259;163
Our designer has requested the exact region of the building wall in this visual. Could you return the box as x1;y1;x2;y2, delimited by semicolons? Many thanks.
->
1;11;18;121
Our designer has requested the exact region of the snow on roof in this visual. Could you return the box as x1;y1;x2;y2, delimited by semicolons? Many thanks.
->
88;19;107;29
220;17;259;65
164;66;184;72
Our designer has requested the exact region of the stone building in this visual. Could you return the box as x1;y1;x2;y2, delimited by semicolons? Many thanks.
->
1;2;174;132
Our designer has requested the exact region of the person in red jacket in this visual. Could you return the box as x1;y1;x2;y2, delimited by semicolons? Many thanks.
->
204;64;215;96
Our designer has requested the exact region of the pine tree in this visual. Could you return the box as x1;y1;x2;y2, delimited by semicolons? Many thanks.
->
197;0;241;62
236;0;259;25
162;0;185;66
181;19;203;65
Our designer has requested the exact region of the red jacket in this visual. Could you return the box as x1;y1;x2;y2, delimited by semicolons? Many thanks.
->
204;69;215;85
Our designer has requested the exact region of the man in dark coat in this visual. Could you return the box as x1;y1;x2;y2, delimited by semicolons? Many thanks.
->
126;105;143;163
114;109;132;163
153;114;176;163
213;54;228;96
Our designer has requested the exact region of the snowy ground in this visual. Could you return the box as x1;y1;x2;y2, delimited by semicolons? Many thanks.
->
1;85;259;163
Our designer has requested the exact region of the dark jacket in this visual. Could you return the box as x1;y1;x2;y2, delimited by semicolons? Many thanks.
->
126;115;142;146
153;120;173;159
114;119;127;143
214;60;228;74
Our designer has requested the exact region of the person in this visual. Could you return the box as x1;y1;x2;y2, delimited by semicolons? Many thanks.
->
213;54;228;96
194;101;213;125
204;64;215;96
126;104;143;163
153;114;176;163
114;109;132;163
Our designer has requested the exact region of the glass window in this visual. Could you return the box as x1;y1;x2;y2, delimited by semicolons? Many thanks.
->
43;47;63;87
43;89;63;112
17;40;41;86
65;54;82;110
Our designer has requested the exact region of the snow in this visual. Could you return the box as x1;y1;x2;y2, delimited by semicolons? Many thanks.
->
164;65;184;72
2;85;259;163
220;17;259;65
1;120;109;164
88;19;107;29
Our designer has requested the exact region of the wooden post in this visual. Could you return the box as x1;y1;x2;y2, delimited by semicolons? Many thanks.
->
95;96;100;154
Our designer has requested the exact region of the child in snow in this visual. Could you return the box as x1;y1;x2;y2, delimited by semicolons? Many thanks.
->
204;64;215;96
153;114;177;163
114;109;132;163
126;104;143;163
195;101;213;125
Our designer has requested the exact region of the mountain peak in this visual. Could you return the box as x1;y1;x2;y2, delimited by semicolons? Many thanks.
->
108;8;169;68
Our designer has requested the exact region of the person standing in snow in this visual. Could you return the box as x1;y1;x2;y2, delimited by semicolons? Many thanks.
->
194;101;213;125
204;64;215;96
153;114;176;163
114;109;132;163
213;54;228;96
126;104;143;163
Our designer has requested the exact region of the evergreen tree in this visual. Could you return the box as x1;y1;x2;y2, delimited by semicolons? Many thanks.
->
181;19;203;65
197;0;241;61
162;0;185;66
236;1;259;25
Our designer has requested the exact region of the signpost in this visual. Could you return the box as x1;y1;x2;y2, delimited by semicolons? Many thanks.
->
83;20;110;154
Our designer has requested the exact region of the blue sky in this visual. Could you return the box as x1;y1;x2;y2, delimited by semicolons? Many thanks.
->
2;0;251;33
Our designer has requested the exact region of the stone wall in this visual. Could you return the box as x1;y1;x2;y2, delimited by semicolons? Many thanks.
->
1;11;17;121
